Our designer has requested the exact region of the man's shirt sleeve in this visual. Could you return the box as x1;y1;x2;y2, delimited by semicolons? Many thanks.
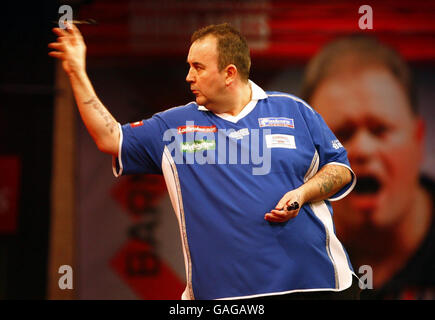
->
299;102;356;201
112;115;165;176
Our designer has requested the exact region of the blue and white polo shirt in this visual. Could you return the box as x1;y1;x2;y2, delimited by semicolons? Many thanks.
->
113;81;357;300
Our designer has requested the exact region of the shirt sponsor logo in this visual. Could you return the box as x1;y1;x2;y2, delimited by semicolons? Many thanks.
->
165;124;272;175
331;139;343;149
265;134;296;149
177;125;217;135
130;121;144;128
228;128;249;139
180;139;216;153
258;117;294;128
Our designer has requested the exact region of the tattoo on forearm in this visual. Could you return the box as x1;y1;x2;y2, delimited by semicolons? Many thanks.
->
84;97;116;134
317;167;344;196
83;97;97;105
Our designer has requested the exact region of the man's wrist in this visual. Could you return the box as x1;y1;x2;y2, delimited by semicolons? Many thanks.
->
297;183;313;206
292;186;306;207
68;67;87;80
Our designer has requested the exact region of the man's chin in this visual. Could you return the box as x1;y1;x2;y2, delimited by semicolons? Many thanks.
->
194;95;206;106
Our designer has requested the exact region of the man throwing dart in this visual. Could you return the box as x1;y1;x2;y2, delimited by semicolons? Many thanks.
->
49;22;359;300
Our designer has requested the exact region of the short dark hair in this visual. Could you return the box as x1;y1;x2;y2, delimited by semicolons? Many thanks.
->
300;35;418;114
191;23;251;82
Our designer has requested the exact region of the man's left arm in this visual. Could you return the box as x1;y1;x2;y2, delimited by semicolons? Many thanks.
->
264;164;352;223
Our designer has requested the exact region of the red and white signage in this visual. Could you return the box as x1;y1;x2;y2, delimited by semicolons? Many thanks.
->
177;125;217;135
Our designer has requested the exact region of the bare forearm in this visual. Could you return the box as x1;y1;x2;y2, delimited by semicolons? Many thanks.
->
299;164;352;204
266;164;352;222
49;24;119;156
69;70;119;155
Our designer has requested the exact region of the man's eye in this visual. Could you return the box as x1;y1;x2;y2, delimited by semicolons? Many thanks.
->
334;127;355;144
370;124;389;137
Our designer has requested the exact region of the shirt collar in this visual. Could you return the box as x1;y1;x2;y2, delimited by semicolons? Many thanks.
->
197;80;267;111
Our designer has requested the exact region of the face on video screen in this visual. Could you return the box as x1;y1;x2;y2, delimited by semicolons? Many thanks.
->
312;67;425;230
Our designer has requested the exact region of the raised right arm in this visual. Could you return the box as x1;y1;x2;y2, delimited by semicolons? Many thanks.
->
48;23;119;156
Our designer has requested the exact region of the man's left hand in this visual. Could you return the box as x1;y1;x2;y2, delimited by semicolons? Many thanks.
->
264;189;304;223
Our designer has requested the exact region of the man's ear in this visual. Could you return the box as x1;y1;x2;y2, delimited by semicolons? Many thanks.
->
225;64;238;86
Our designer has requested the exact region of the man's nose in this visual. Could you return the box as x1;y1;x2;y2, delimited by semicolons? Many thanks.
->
186;68;195;83
346;129;379;166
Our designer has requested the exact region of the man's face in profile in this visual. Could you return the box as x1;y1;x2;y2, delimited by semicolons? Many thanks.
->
186;35;227;110
312;67;425;232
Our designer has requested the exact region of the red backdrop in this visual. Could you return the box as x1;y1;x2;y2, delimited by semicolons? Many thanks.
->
77;0;435;63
